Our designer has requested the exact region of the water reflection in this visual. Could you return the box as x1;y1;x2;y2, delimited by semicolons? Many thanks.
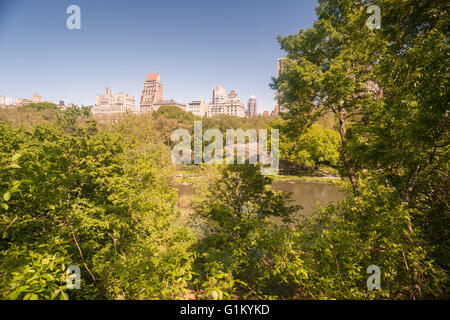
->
273;181;347;215
176;180;347;216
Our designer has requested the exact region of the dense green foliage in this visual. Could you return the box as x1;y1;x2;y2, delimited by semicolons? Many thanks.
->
0;0;448;300
0;108;195;299
273;120;341;168
271;0;449;299
191;164;301;299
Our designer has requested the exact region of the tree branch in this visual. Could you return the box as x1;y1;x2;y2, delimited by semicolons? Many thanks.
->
70;225;97;285
0;215;18;238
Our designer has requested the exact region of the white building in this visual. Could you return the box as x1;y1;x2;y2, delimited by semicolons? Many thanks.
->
212;85;227;104
0;96;13;107
14;93;53;106
187;98;208;117
207;86;246;118
92;88;136;115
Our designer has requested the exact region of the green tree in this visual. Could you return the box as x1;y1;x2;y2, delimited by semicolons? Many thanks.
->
272;0;449;299
0;109;195;299
192;164;300;299
349;0;450;298
274;121;341;169
272;0;387;192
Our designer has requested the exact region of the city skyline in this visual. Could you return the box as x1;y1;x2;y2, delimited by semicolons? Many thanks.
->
0;0;318;113
89;78;256;118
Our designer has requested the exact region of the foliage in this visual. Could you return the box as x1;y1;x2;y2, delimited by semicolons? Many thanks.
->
296;179;447;299
191;164;301;299
153;105;199;122
0;241;70;300
0;108;195;299
271;0;449;299
22;103;59;111
0;0;448;301
273;120;341;168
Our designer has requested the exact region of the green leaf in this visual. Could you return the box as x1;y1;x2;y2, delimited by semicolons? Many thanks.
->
10;182;21;193
3;192;11;202
11;153;22;162
51;289;61;300
60;290;69;300
30;294;39;300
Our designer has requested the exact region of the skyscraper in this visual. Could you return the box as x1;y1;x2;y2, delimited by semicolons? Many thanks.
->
207;86;246;118
139;73;186;113
247;95;257;117
140;73;164;113
212;85;227;104
277;57;287;78
276;57;288;114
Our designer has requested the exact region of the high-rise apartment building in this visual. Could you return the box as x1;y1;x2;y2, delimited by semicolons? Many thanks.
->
207;86;246;118
92;88;136;115
140;73;164;113
212;85;227;104
275;57;288;114
277;57;287;78
139;73;185;113
247;95;257;117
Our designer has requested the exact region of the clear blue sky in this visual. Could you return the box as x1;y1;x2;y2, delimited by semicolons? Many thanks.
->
0;0;318;113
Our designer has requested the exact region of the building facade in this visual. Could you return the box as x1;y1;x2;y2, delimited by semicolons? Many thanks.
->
58;100;66;110
247;95;257;117
15;93;53;106
275;57;289;114
140;73;164;113
139;73;185;113
207;86;246;118
14;98;32;106
92;88;136;115
187;98;208;117
0;96;13;106
32;93;43;103
212;85;227;104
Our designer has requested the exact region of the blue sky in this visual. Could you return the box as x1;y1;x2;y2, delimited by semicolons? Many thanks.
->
0;0;318;113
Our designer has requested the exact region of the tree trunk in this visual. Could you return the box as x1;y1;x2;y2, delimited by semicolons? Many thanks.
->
404;164;421;204
338;112;359;194
404;163;423;299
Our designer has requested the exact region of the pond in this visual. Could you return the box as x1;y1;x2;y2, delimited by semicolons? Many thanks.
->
273;180;347;215
175;179;347;219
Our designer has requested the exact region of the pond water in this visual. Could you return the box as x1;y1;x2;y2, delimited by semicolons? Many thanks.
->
273;180;347;215
176;180;347;217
